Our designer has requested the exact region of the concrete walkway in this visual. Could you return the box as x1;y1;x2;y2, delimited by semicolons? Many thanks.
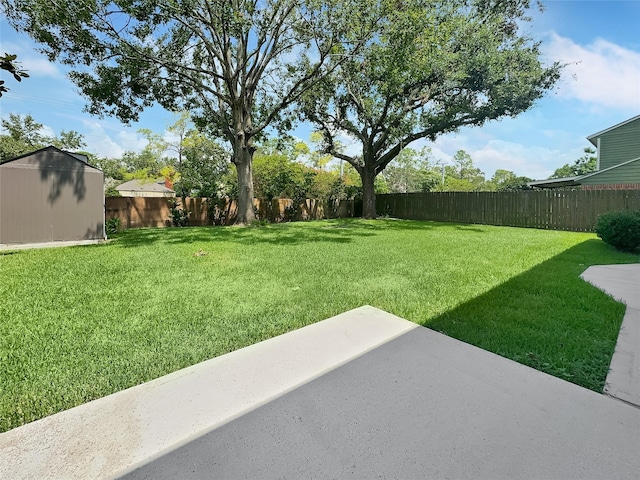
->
0;239;105;251
2;306;639;479
581;263;640;407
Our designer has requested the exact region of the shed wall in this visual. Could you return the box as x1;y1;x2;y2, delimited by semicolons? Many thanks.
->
0;149;105;245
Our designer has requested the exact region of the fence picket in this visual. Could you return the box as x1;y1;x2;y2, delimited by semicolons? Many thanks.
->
376;190;640;232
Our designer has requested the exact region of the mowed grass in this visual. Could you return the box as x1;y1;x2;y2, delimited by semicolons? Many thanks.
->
1;219;638;432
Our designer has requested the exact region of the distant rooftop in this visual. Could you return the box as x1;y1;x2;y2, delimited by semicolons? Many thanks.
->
116;179;174;193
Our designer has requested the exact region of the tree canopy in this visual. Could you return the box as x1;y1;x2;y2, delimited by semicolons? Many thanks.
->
487;169;533;191
300;0;561;217
2;0;377;223
0;53;29;97
379;147;440;193
550;147;597;179
0;113;85;160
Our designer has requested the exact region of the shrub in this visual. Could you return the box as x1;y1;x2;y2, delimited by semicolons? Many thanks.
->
595;210;640;252
207;196;231;225
105;217;121;236
105;186;121;197
168;199;190;227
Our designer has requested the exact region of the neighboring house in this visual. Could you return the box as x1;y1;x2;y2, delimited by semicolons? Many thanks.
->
104;177;121;193
116;178;176;198
530;114;640;189
0;146;105;246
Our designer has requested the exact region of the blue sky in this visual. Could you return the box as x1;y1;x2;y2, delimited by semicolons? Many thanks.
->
1;0;639;180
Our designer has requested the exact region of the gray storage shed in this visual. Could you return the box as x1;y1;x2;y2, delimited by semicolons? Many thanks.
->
0;146;105;247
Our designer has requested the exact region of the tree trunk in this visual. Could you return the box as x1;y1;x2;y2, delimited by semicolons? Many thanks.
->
233;146;256;225
361;166;377;219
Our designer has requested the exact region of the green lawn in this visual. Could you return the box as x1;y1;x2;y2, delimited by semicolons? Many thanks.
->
1;219;638;432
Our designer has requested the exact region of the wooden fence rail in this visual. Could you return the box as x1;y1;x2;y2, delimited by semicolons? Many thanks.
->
105;197;355;229
376;190;640;232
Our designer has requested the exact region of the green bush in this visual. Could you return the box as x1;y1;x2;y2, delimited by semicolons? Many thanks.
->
105;217;121;236
595;210;640;252
168;199;190;227
105;186;121;197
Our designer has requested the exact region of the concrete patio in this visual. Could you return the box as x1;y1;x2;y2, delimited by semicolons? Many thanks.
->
1;266;639;479
581;263;640;407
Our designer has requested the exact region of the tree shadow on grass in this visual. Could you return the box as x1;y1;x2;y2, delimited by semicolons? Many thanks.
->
422;239;639;392
453;225;486;232
109;218;436;248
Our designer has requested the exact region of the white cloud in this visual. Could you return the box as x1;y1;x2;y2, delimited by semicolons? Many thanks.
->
86;132;127;158
328;131;572;180
469;140;568;181
116;130;148;151
39;125;56;138
335;132;362;158
0;35;62;78
0;40;26;54
20;57;62;78
73;122;149;158
407;135;579;181
544;33;640;111
426;145;453;164
162;130;181;147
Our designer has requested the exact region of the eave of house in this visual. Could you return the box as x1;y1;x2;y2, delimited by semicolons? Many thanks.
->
527;176;583;189
578;156;640;181
587;114;640;146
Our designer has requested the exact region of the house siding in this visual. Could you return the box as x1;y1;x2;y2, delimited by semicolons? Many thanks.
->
598;118;640;171
116;179;175;198
580;159;640;186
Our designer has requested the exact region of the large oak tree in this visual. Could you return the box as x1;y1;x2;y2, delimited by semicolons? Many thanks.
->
2;0;376;223
300;0;562;218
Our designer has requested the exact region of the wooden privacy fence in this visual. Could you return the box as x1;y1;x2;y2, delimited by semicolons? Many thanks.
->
105;197;355;229
376;190;640;232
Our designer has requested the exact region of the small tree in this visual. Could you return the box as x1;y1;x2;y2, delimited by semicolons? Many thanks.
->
445;150;486;191
90;157;127;181
176;132;229;198
488;169;533;191
381;147;438;193
550;147;597;179
253;152;302;203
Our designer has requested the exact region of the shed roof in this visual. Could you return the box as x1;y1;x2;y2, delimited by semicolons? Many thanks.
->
0;145;102;171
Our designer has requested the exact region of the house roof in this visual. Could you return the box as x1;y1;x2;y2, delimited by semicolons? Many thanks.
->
530;115;640;188
587;114;640;146
578;156;640;181
528;176;583;189
528;156;640;188
0;145;102;171
116;179;175;193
